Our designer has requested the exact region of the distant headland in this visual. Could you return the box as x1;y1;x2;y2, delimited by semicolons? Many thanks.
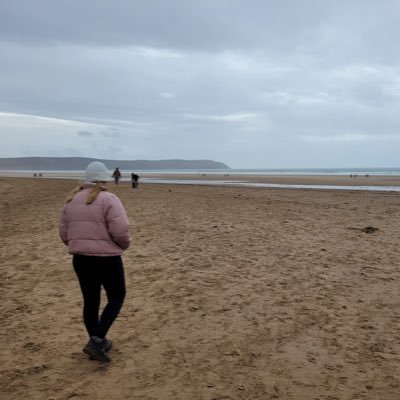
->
0;157;230;170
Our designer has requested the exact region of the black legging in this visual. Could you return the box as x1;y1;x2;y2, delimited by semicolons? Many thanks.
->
73;255;126;339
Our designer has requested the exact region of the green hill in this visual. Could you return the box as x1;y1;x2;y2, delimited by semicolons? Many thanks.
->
0;157;230;170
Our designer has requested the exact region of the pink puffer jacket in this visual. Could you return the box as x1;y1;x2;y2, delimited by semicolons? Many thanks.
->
59;187;131;256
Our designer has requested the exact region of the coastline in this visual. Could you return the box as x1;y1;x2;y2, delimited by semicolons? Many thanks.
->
1;170;400;189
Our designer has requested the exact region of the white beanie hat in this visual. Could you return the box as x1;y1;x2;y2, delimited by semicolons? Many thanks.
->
85;161;111;182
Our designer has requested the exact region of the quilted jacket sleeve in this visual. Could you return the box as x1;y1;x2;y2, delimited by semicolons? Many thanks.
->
59;205;69;245
105;194;131;250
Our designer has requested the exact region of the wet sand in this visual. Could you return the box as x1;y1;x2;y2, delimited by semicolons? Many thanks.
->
142;173;400;187
1;170;400;187
1;177;400;399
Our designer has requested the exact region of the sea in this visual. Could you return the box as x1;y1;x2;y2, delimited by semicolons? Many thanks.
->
126;167;400;176
1;167;400;192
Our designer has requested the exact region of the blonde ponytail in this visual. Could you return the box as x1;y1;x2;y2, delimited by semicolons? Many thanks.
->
86;182;107;204
66;185;83;203
66;182;107;204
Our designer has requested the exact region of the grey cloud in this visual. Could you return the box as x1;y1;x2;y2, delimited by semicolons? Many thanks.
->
100;127;122;137
1;0;398;69
78;131;93;137
1;0;400;167
350;82;399;108
0;1;323;49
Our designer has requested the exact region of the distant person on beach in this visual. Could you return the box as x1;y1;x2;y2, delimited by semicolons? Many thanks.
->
131;172;140;188
112;167;121;185
59;161;131;362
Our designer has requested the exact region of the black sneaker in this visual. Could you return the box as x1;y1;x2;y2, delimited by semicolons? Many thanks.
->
83;337;111;362
83;337;112;353
103;338;112;352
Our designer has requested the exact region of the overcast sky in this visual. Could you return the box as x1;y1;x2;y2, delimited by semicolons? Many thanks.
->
1;0;400;168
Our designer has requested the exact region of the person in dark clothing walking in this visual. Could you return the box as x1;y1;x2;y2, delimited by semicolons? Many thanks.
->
112;167;121;185
131;172;140;188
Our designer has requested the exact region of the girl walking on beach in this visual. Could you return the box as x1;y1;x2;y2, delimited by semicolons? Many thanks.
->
59;161;131;362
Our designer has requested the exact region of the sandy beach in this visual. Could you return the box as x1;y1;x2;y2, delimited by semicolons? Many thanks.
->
1;176;400;400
